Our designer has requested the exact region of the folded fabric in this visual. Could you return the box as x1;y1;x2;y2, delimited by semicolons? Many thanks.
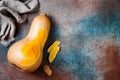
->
0;0;39;46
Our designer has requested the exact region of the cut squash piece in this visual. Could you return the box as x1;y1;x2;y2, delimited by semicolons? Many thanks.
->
43;65;52;76
47;41;60;53
49;46;60;63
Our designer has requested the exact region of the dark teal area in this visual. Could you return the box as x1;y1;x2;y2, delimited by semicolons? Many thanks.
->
52;30;100;80
52;11;120;80
78;11;120;39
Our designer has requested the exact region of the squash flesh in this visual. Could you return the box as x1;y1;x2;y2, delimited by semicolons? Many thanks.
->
21;29;47;66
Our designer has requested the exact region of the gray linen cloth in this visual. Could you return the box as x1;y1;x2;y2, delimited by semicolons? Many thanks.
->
0;0;39;46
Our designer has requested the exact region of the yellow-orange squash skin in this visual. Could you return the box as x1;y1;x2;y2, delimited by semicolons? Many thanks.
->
7;13;50;72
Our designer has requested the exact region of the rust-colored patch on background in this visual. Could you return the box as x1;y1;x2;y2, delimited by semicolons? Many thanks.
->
0;63;74;80
90;38;120;80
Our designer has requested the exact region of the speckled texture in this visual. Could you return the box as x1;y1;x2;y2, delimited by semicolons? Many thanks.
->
0;0;120;80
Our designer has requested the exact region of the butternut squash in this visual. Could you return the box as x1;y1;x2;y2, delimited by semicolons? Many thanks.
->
7;13;50;72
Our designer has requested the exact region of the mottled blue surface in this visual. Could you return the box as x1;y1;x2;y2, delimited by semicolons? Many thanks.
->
51;5;120;80
0;0;120;80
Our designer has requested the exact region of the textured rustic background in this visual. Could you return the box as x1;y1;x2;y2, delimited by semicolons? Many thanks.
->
0;0;120;80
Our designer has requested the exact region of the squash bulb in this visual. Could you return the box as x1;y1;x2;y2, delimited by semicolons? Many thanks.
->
7;13;50;72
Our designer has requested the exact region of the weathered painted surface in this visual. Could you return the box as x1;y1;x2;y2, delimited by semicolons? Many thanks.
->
0;0;120;80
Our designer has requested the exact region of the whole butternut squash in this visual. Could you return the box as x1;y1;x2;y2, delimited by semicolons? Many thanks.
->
7;13;50;72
